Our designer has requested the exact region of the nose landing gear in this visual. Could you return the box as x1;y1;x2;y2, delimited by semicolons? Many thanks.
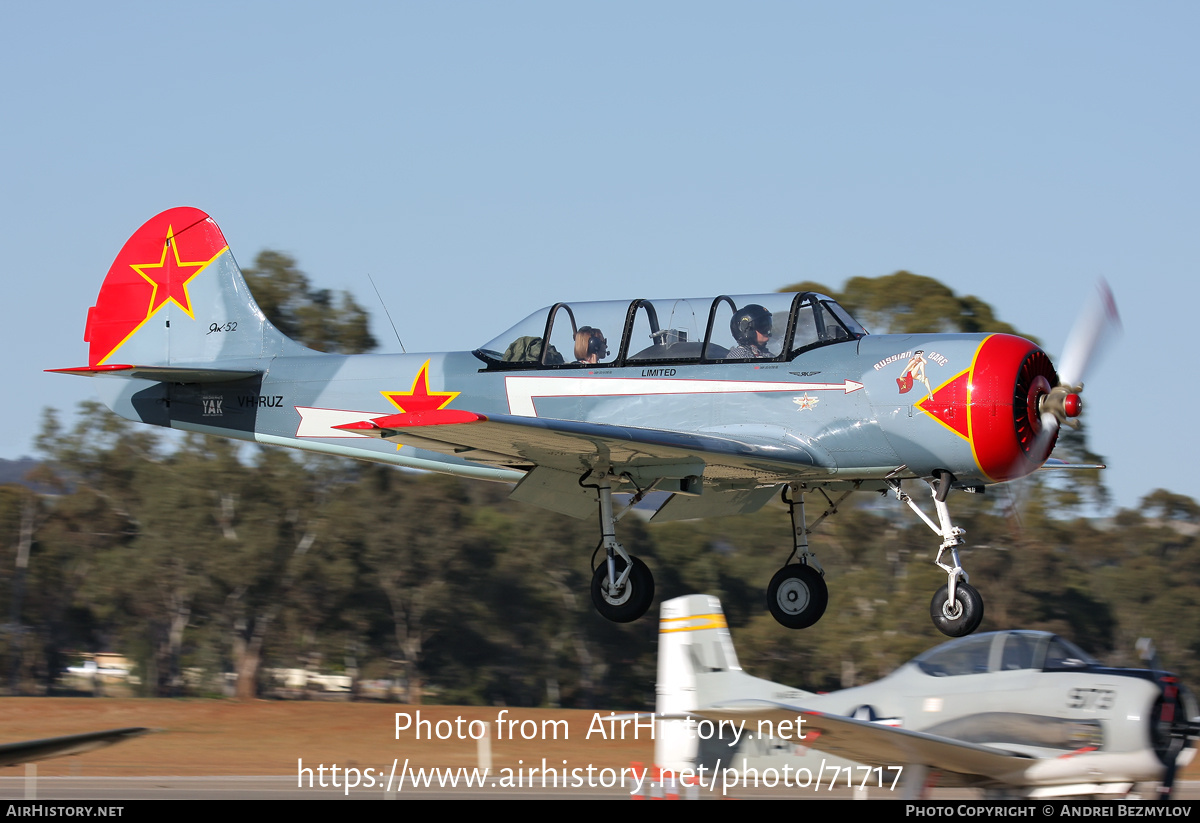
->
891;470;985;637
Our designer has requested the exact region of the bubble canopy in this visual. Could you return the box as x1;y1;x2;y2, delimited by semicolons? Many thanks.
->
913;631;1100;677
475;292;867;369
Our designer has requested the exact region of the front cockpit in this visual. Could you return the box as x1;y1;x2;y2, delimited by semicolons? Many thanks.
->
475;292;867;369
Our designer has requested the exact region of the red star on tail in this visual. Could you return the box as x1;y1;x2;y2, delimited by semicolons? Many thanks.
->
129;226;208;317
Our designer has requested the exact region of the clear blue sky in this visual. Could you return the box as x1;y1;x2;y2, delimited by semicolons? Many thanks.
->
3;2;1196;511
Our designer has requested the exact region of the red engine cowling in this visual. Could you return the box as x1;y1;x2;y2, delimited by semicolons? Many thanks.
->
963;334;1059;482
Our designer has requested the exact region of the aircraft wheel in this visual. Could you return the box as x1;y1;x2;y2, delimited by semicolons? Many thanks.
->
591;556;655;623
930;582;984;637
767;564;828;629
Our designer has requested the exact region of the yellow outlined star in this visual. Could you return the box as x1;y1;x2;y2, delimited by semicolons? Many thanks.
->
378;360;459;451
381;360;460;414
129;225;214;319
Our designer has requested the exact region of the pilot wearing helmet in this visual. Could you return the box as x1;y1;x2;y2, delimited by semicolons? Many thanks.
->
726;304;773;359
574;326;608;364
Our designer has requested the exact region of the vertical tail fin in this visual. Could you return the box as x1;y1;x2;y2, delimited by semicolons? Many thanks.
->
655;595;814;772
657;594;744;716
655;595;742;770
83;207;301;368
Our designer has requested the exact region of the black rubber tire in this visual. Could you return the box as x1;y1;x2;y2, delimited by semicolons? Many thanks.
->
766;564;828;629
591;556;655;623
930;582;985;637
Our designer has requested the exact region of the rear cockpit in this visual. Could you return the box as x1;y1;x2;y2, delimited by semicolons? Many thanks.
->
475;292;867;369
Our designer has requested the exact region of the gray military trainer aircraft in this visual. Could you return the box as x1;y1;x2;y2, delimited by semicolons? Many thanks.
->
51;208;1117;636
655;594;1200;799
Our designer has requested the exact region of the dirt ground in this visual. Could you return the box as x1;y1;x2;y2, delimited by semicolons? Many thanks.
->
5;697;1197;782
2;699;656;777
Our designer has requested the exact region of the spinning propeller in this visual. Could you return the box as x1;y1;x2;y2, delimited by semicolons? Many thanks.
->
1029;280;1121;461
1137;638;1200;800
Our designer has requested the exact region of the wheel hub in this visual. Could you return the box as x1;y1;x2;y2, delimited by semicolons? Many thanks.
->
942;599;963;620
603;578;632;606
777;579;811;615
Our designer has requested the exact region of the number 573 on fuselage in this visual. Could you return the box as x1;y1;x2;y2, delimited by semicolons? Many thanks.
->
50;208;1113;637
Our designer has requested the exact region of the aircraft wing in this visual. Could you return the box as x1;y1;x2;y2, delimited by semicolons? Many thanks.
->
336;409;831;484
0;728;150;767
695;703;1034;785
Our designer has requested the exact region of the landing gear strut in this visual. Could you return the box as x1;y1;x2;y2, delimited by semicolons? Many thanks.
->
766;485;850;630
586;473;655;623
889;471;985;637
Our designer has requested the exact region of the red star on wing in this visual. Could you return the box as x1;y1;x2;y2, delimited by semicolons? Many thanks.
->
129;226;209;318
382;360;459;414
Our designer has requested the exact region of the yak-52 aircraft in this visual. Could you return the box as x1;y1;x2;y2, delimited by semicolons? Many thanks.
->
51;208;1117;636
655;594;1200;799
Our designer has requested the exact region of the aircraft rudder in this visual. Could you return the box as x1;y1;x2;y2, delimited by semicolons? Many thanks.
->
656;595;730;770
664;594;830;709
657;594;742;711
655;594;816;768
84;207;287;368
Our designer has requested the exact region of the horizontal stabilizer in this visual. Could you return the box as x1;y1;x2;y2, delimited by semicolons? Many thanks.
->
0;727;151;767
47;364;261;383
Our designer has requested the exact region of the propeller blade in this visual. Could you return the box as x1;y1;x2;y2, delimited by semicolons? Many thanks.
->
1028;411;1059;464
1056;279;1121;388
1138;638;1200;801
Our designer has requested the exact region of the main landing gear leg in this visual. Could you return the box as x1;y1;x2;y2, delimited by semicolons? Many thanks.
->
766;484;849;630
889;471;984;637
587;475;655;623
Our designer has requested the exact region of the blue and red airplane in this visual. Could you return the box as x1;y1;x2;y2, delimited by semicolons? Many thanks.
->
51;208;1117;636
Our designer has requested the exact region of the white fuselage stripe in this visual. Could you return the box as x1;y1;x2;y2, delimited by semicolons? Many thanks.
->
503;376;864;416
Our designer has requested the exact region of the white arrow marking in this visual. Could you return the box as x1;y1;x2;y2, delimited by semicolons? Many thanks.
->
295;406;381;438
504;376;864;416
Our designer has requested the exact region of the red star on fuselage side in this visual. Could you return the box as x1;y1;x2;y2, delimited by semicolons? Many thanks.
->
382;360;459;414
129;226;208;318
